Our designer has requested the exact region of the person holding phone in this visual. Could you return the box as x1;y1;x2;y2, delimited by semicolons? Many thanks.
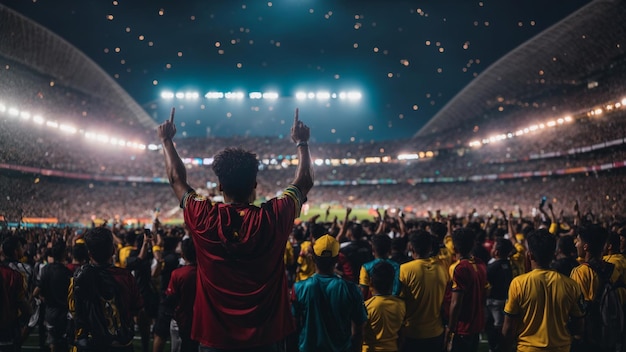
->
157;108;313;351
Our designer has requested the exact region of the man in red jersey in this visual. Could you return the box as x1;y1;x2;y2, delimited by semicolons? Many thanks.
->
158;108;314;351
445;227;489;352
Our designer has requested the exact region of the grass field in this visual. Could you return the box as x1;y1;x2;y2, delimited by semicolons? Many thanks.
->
298;205;376;222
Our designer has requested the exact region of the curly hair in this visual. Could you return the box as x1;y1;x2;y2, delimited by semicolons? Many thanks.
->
212;148;259;203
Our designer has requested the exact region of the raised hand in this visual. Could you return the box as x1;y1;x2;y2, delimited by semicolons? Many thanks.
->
157;107;177;142
291;108;310;143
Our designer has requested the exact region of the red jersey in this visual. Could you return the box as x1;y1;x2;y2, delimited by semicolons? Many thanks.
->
0;263;26;333
165;264;197;334
451;258;489;335
183;185;304;348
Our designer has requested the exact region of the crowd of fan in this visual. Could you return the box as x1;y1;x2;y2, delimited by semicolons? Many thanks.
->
1;199;625;351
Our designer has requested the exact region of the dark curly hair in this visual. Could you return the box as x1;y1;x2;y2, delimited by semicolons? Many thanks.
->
212;148;259;203
84;227;114;265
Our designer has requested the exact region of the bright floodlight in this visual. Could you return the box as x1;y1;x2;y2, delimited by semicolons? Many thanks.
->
185;92;199;99
622;98;626;105
0;104;5;112
161;91;175;99
59;124;77;134
46;121;59;128
175;92;185;99
307;92;315;99
225;91;245;99
8;107;19;116
397;153;419;160
295;92;307;100
148;144;159;151
316;91;331;100
205;92;224;99
20;111;31;120
262;92;279;100
249;92;263;99
33;115;45;124
338;92;347;100
347;91;362;100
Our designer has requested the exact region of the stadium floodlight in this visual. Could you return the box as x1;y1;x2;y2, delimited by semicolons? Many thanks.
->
118;140;126;146
59;124;77;134
46;121;59;129
507;133;513;138
295;92;307;100
0;104;5;112
316;91;331;100
262;92;279;100
161;91;175;99
331;93;337;99
615;103;622;109
338;92;347;100
249;92;263;99
33;115;45;124
529;125;538;131
20;111;31;120
85;132;95;139
8;107;19;116
148;144;159;151
175;92;185;99
564;116;572;122
96;134;109;143
594;108;603;115
469;140;481;147
138;144;146;150
110;138;118;146
622;98;626;105
205;91;224;99
482;138;490;144
185;92;199;100
307;92;315;99
557;118;564;124
397;153;419;160
314;159;324;166
547;121;556;127
347;91;362;100
225;91;245;99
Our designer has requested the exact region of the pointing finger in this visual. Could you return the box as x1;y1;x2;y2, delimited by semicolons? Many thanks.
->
170;107;176;124
294;108;299;124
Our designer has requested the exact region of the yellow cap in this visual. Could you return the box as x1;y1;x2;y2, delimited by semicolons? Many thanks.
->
313;235;339;257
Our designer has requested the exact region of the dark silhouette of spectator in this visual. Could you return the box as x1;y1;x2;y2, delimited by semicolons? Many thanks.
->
33;242;72;352
69;227;143;352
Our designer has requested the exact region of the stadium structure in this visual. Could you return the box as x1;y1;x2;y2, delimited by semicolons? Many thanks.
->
1;0;626;225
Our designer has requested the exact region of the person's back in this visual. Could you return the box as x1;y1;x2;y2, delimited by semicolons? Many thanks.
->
399;230;447;352
362;261;405;352
69;227;143;352
158;108;314;350
291;235;367;352
502;229;584;352
0;262;31;350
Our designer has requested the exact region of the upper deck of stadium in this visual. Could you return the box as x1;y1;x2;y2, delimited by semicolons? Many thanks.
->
415;0;626;144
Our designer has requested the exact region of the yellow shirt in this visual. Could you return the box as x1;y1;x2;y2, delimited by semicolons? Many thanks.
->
437;246;454;281
603;254;626;285
296;241;315;282
511;242;526;277
284;241;294;266
504;269;584;352
570;263;622;302
117;245;134;268
399;258;447;339
362;295;406;352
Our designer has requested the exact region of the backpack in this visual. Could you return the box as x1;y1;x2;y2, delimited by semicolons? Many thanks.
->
73;265;134;349
583;262;624;350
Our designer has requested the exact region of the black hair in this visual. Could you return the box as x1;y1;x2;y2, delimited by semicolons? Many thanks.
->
313;255;337;273
556;235;577;257
408;230;433;258
577;224;608;256
1;236;21;260
371;234;392;257
607;232;620;254
84;227;115;265
527;228;556;267
50;241;66;261
212;147;258;203
451;227;476;257
72;243;89;263
370;261;394;295
181;238;196;264
429;222;447;241
493;237;513;258
391;237;407;253
310;223;328;241
349;223;365;240
163;236;180;252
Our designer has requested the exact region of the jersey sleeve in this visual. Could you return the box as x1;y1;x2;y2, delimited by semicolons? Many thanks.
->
359;265;370;287
263;185;305;238
503;277;521;315
451;263;470;292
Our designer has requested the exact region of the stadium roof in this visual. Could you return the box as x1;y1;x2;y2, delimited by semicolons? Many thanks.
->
415;0;626;139
0;3;156;130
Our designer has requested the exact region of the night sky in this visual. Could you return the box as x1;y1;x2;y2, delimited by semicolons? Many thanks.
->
1;0;591;142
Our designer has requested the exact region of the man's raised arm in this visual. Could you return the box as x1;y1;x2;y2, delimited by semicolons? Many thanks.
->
291;108;314;197
157;108;193;205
